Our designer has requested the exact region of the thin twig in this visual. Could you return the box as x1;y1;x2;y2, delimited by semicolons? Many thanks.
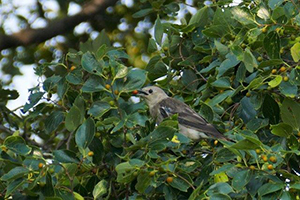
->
174;173;195;190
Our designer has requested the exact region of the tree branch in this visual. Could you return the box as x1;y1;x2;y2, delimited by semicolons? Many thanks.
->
0;0;118;51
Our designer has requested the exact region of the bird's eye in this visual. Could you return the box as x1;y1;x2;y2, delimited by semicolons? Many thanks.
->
149;89;153;94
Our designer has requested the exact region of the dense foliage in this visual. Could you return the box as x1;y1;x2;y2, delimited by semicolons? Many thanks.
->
1;0;300;199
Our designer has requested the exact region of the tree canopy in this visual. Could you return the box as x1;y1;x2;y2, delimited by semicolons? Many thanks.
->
1;0;300;199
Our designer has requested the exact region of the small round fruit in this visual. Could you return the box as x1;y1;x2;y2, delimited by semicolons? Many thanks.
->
298;131;300;137
214;140;218;145
291;34;296;41
280;48;284;54
262;26;268;33
280;66;286;72
38;163;44;169
261;155;268;162
70;66;76;71
149;171;156;177
257;56;263;62
249;165;255;170
105;84;111;90
283;76;289;82
267;164;273;170
109;100;115;106
269;156;277;163
88;151;94;157
255;149;261;154
49;168;55;174
132;90;138;95
271;69;277;74
1;146;7;152
241;43;246;48
95;132;101;137
133;171;138;176
114;90;119;95
182;150;187;155
166;177;173;183
246;92;251;97
221;38;226;44
219;89;224;93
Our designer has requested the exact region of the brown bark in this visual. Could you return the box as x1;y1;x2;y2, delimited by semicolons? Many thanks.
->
0;0;118;51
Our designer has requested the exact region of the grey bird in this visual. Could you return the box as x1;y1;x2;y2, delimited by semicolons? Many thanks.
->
138;86;227;140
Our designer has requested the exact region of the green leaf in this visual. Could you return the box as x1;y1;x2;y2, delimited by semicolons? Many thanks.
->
182;69;199;91
121;69;147;92
45;111;64;134
57;78;68;99
88;101;111;118
243;48;257;72
268;0;284;10
22;92;45;113
5;178;25;198
237;97;257;123
188;182;203;200
75;117;95;149
115;162;136;183
200;103;214;123
258;183;283;197
215;40;229;56
270;123;293;137
169;174;192;192
281;98;300;130
93;30;111;48
209;193;231;200
4;136;31;155
217;54;240;78
135;172;151;193
279;81;298;98
1;167;29;181
263;31;280;59
66;69;83;85
210;164;235;176
43;75;61;91
246;118;269;132
154;16;163;45
268;75;282;88
96;44;107;60
230;139;260;150
189;6;208;27
115;64;128;79
207;182;233;196
93;180;108;199
88;137;104;165
81;51;102;75
258;59;282;68
53;150;79;163
291;42;300;62
257;6;270;20
209;90;234;106
211;77;231;89
132;8;153;18
65;105;83;132
146;57;167;81
262;95;280;124
147;38;157;53
232;170;251;191
82;75;105;93
231;7;255;25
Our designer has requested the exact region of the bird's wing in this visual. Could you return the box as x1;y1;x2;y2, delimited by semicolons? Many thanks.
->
158;98;226;139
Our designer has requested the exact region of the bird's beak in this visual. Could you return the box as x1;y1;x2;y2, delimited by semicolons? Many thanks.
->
137;90;148;96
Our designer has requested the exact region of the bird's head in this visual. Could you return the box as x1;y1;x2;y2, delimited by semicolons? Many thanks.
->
138;86;168;107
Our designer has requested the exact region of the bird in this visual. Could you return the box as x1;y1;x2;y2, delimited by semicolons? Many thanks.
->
137;86;228;141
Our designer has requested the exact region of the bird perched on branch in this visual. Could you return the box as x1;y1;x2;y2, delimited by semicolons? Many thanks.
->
138;86;228;141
